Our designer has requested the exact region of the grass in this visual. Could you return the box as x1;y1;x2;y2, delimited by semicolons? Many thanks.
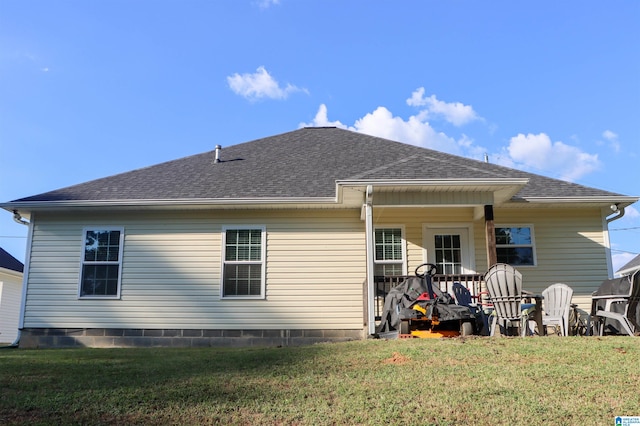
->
0;336;638;425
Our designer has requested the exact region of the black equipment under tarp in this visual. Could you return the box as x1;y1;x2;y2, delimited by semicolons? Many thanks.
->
375;274;474;337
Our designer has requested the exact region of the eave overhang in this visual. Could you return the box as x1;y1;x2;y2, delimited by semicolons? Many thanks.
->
0;197;339;220
336;178;530;206
3;181;636;220
506;195;639;209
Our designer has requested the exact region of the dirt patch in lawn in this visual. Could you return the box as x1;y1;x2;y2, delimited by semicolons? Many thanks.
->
382;351;411;365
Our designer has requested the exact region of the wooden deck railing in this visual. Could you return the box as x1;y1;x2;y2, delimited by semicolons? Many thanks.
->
373;274;485;322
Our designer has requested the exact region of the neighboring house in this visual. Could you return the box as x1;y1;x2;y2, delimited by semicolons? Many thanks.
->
0;247;24;345
1;127;637;348
617;254;640;277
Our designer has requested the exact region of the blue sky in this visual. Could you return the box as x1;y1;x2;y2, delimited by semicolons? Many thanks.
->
1;1;639;272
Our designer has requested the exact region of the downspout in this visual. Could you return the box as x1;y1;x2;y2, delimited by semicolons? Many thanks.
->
5;211;32;348
13;210;29;226
604;204;625;278
606;204;625;224
364;185;375;335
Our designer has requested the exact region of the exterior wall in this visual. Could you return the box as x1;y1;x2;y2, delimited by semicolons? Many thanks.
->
0;270;23;344
374;206;609;311
373;207;476;274
489;207;609;302
21;204;611;347
21;209;367;348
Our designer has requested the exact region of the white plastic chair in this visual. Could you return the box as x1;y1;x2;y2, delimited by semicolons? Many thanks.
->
541;283;573;336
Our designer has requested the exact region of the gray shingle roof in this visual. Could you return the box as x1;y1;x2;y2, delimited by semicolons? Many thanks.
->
10;127;628;202
617;254;640;275
0;248;24;273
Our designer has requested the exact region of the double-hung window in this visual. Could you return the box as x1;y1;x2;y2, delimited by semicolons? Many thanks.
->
495;226;536;266
79;227;124;298
374;227;405;277
222;226;266;298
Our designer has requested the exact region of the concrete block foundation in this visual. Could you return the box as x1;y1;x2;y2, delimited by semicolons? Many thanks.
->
18;328;365;348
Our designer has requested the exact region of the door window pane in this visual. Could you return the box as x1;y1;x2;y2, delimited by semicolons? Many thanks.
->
434;234;462;274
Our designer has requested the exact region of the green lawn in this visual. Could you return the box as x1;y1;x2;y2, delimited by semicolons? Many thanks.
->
1;337;638;425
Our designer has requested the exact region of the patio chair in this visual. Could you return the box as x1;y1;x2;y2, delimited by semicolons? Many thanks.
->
593;270;640;336
541;283;573;336
484;263;534;337
453;282;492;335
452;282;474;309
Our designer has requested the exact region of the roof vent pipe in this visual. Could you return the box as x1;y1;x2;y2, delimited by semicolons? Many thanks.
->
214;145;222;163
484;153;489;163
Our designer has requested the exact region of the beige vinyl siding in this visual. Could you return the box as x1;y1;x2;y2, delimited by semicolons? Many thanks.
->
23;204;612;330
373;206;609;310
23;210;366;330
481;208;610;303
372;207;476;273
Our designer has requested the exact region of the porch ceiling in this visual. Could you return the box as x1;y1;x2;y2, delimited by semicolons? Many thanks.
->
338;179;528;207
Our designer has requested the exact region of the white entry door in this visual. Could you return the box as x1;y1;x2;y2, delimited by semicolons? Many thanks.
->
424;226;473;275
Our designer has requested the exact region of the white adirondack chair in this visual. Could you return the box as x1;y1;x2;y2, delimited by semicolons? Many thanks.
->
484;263;532;337
541;283;573;336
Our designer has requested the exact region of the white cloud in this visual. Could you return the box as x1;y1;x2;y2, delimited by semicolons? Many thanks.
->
602;129;621;153
351;106;461;153
406;87;479;126
301;103;465;154
301;91;602;183
300;104;348;128
506;133;600;181
227;66;307;101
255;0;280;9
623;205;640;219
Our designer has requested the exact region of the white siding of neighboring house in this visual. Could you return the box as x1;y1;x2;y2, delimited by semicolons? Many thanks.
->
23;209;366;330
0;269;23;344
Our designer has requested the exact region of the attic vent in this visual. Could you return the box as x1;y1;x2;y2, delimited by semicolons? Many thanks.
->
214;145;222;163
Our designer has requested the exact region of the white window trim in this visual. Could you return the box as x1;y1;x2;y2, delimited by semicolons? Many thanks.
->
221;225;267;299
373;225;407;276
495;224;537;267
78;226;124;300
422;224;476;274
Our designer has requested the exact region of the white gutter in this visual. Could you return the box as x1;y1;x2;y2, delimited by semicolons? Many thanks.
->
337;178;530;188
603;204;628;278
519;196;638;205
10;212;32;348
606;204;625;224
1;196;338;211
364;185;375;336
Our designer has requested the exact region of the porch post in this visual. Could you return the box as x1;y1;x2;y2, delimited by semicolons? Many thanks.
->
365;185;375;335
484;205;497;268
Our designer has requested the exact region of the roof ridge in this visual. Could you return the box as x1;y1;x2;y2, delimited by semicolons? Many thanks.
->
346;154;423;179
347;151;512;180
0;247;24;272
